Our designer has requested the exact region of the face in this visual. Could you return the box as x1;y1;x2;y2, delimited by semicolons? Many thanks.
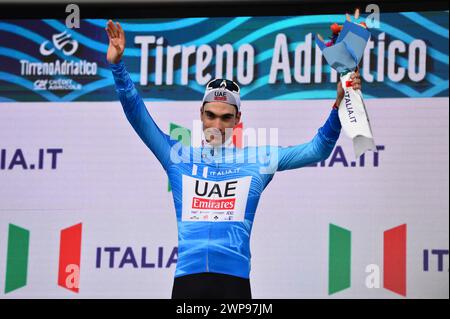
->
201;102;241;146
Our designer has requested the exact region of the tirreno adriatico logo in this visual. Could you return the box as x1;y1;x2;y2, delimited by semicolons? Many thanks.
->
18;30;98;92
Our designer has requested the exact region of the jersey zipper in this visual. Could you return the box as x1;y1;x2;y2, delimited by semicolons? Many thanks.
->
206;223;211;272
206;153;218;273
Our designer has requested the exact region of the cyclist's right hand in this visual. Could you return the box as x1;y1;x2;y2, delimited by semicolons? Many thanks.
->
105;20;125;64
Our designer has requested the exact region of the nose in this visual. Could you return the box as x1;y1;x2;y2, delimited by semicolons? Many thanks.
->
210;118;225;132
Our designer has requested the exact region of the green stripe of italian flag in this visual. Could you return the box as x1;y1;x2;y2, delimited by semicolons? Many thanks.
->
4;224;30;294
328;224;351;295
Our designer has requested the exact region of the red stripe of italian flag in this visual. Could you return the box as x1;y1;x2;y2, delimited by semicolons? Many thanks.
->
384;224;407;296
58;223;82;293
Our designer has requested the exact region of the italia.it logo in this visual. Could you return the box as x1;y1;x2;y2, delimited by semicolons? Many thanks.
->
328;223;407;297
3;223;82;294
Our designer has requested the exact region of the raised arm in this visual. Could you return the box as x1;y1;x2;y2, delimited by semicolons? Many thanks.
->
277;69;362;171
106;20;173;170
277;108;341;171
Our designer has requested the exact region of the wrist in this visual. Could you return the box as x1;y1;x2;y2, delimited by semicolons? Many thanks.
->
333;99;340;109
112;56;123;65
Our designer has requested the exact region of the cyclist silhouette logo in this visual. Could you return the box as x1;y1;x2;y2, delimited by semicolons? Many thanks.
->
40;31;78;56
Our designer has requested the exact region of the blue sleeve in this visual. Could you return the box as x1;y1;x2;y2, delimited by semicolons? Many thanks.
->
277;109;341;171
110;60;173;170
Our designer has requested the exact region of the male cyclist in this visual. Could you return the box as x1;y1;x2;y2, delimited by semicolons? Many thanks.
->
105;18;361;299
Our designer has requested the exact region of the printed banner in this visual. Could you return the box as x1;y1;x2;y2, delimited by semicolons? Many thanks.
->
0;11;448;102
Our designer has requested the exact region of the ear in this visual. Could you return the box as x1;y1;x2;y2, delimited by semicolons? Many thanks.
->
235;111;241;125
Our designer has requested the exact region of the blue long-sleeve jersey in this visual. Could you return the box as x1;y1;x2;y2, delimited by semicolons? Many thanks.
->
111;61;341;279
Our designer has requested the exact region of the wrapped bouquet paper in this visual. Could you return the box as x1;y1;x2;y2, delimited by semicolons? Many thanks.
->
316;12;376;158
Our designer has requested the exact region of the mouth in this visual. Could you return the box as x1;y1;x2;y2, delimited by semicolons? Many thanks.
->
209;134;225;144
204;128;225;144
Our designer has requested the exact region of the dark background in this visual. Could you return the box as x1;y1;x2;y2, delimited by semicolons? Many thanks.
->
0;0;448;19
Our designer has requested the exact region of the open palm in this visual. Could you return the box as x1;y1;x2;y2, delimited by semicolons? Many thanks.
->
105;20;125;64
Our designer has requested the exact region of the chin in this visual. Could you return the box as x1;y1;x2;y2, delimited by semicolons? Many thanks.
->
209;139;223;146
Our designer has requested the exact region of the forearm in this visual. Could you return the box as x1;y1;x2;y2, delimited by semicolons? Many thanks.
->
110;60;138;110
110;60;129;89
318;108;341;143
109;60;172;169
312;108;341;162
110;60;151;131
